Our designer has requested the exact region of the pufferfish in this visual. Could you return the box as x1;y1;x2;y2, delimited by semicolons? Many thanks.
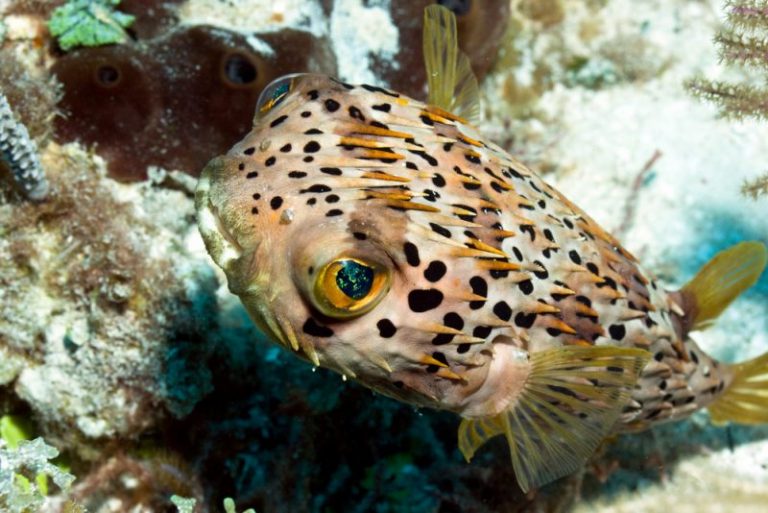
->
196;5;768;492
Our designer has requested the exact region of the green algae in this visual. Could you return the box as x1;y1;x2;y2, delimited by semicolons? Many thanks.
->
48;0;135;51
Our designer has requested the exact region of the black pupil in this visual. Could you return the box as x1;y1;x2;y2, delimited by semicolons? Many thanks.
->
335;261;374;300
437;0;471;16
224;53;258;85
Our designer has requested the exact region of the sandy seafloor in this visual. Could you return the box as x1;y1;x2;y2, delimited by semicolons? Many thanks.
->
1;0;768;512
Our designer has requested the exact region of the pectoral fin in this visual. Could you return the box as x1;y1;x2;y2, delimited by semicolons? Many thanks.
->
422;5;481;123
458;346;649;492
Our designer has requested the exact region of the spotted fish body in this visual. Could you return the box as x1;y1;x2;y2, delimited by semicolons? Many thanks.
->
197;7;768;493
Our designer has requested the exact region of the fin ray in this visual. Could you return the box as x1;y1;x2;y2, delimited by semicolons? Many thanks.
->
422;5;481;123
709;351;768;424
458;346;649;492
682;241;767;330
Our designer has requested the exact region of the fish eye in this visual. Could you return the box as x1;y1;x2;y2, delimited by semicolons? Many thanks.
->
256;74;301;115
312;257;391;318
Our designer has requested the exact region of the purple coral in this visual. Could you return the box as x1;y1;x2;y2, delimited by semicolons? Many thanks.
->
0;93;48;200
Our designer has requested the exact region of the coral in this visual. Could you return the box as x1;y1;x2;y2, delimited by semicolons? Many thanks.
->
0;93;49;200
687;0;768;119
0;437;75;513
65;450;205;512
52;25;337;180
687;0;768;200
741;172;768;199
48;0;136;51
0;142;219;451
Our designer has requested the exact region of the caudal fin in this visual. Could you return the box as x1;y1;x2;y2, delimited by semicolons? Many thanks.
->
681;241;767;330
709;352;768;424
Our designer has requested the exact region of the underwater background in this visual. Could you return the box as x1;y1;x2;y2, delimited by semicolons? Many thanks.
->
1;0;767;512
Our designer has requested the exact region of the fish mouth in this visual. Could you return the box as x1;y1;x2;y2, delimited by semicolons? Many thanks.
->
195;159;244;273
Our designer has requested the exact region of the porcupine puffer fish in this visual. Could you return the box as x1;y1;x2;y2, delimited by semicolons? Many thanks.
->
196;5;768;492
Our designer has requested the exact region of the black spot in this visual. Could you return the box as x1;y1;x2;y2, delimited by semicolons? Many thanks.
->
514;312;536;328
654;352;664;362
493;301;512;321
377;319;397;338
280;143;292;153
406;161;419;171
246;171;258;179
304;128;323;135
586;262;600;275
270;196;283;210
423;189;439;202
252;193;261;200
304;141;321;153
320;167;343;175
546;328;562;337
243;147;255;155
512;247;523;261
575;296;591;307
491;181;504;193
394;380;404;388
432;352;448;366
372;103;392;112
429;223;451;238
361;83;400;97
473;326;492;339
303;318;333;337
563;218;574;229
419;114;434;126
270;115;288;128
325;194;340;203
301;111;312;118
307;198;317;205
432;173;446;187
568;250;582;265
659;380;667;390
520;225;536;241
443;142;454;152
326;209;343;217
288;171;306;178
304;156;314;163
608;324;626;341
410;150;438;166
690;350;699;364
238;162;245;171
408;289;444;312
518;280;534;295
444;312;464;330
469;276;487;310
465;153;481;165
353;232;367;240
265;156;276;167
370;120;389;129
533;261;548;280
324;98;340;112
404;242;421;267
304;184;331;193
457;344;471;354
251;207;258;215
543;229;555;242
307;90;319;100
348;106;365;121
424;261;447;282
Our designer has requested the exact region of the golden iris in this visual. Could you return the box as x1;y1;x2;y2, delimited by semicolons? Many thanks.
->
313;258;390;318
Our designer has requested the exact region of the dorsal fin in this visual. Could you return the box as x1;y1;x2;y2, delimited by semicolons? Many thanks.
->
422;5;481;123
458;346;649;492
681;241;767;331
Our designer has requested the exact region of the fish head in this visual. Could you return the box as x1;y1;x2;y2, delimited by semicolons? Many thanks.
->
196;73;530;416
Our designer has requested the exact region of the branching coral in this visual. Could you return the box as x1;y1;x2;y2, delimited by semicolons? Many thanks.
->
687;0;768;199
0;93;48;200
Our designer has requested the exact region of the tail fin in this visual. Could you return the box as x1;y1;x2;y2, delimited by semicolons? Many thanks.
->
709;352;768;424
681;241;767;330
